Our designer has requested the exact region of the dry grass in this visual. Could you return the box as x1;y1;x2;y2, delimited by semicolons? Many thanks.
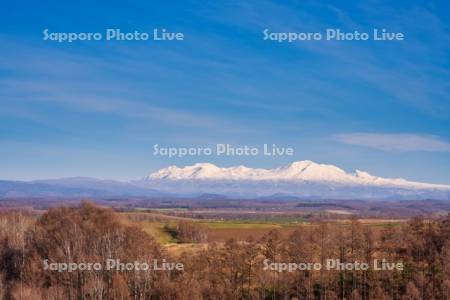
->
118;211;408;245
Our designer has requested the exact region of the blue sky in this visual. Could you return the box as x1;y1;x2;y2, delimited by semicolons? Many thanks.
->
0;0;449;183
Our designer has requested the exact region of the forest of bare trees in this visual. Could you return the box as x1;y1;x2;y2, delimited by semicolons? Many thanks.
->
0;203;448;299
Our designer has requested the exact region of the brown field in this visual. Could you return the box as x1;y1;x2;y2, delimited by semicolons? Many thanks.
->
118;210;409;245
205;227;297;242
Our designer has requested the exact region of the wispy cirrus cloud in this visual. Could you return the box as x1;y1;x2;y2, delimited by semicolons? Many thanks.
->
333;133;450;152
200;0;450;117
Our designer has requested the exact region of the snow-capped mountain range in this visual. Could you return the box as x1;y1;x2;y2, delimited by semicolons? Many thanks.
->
146;160;447;189
143;161;450;199
1;161;449;200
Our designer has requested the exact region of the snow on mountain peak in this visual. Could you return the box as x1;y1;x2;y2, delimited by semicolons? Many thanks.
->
285;160;314;169
146;160;356;181
140;160;450;200
148;162;221;180
145;160;450;191
353;170;376;179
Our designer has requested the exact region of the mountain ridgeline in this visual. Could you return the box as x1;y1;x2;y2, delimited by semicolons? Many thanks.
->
1;161;449;200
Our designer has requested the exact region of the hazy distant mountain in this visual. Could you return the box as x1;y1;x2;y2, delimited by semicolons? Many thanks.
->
141;161;450;200
1;161;449;200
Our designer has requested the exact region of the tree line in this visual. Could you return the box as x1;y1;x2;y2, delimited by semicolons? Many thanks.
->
0;203;448;299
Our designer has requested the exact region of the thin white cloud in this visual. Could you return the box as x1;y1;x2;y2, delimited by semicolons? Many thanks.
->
201;1;450;117
334;133;450;152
